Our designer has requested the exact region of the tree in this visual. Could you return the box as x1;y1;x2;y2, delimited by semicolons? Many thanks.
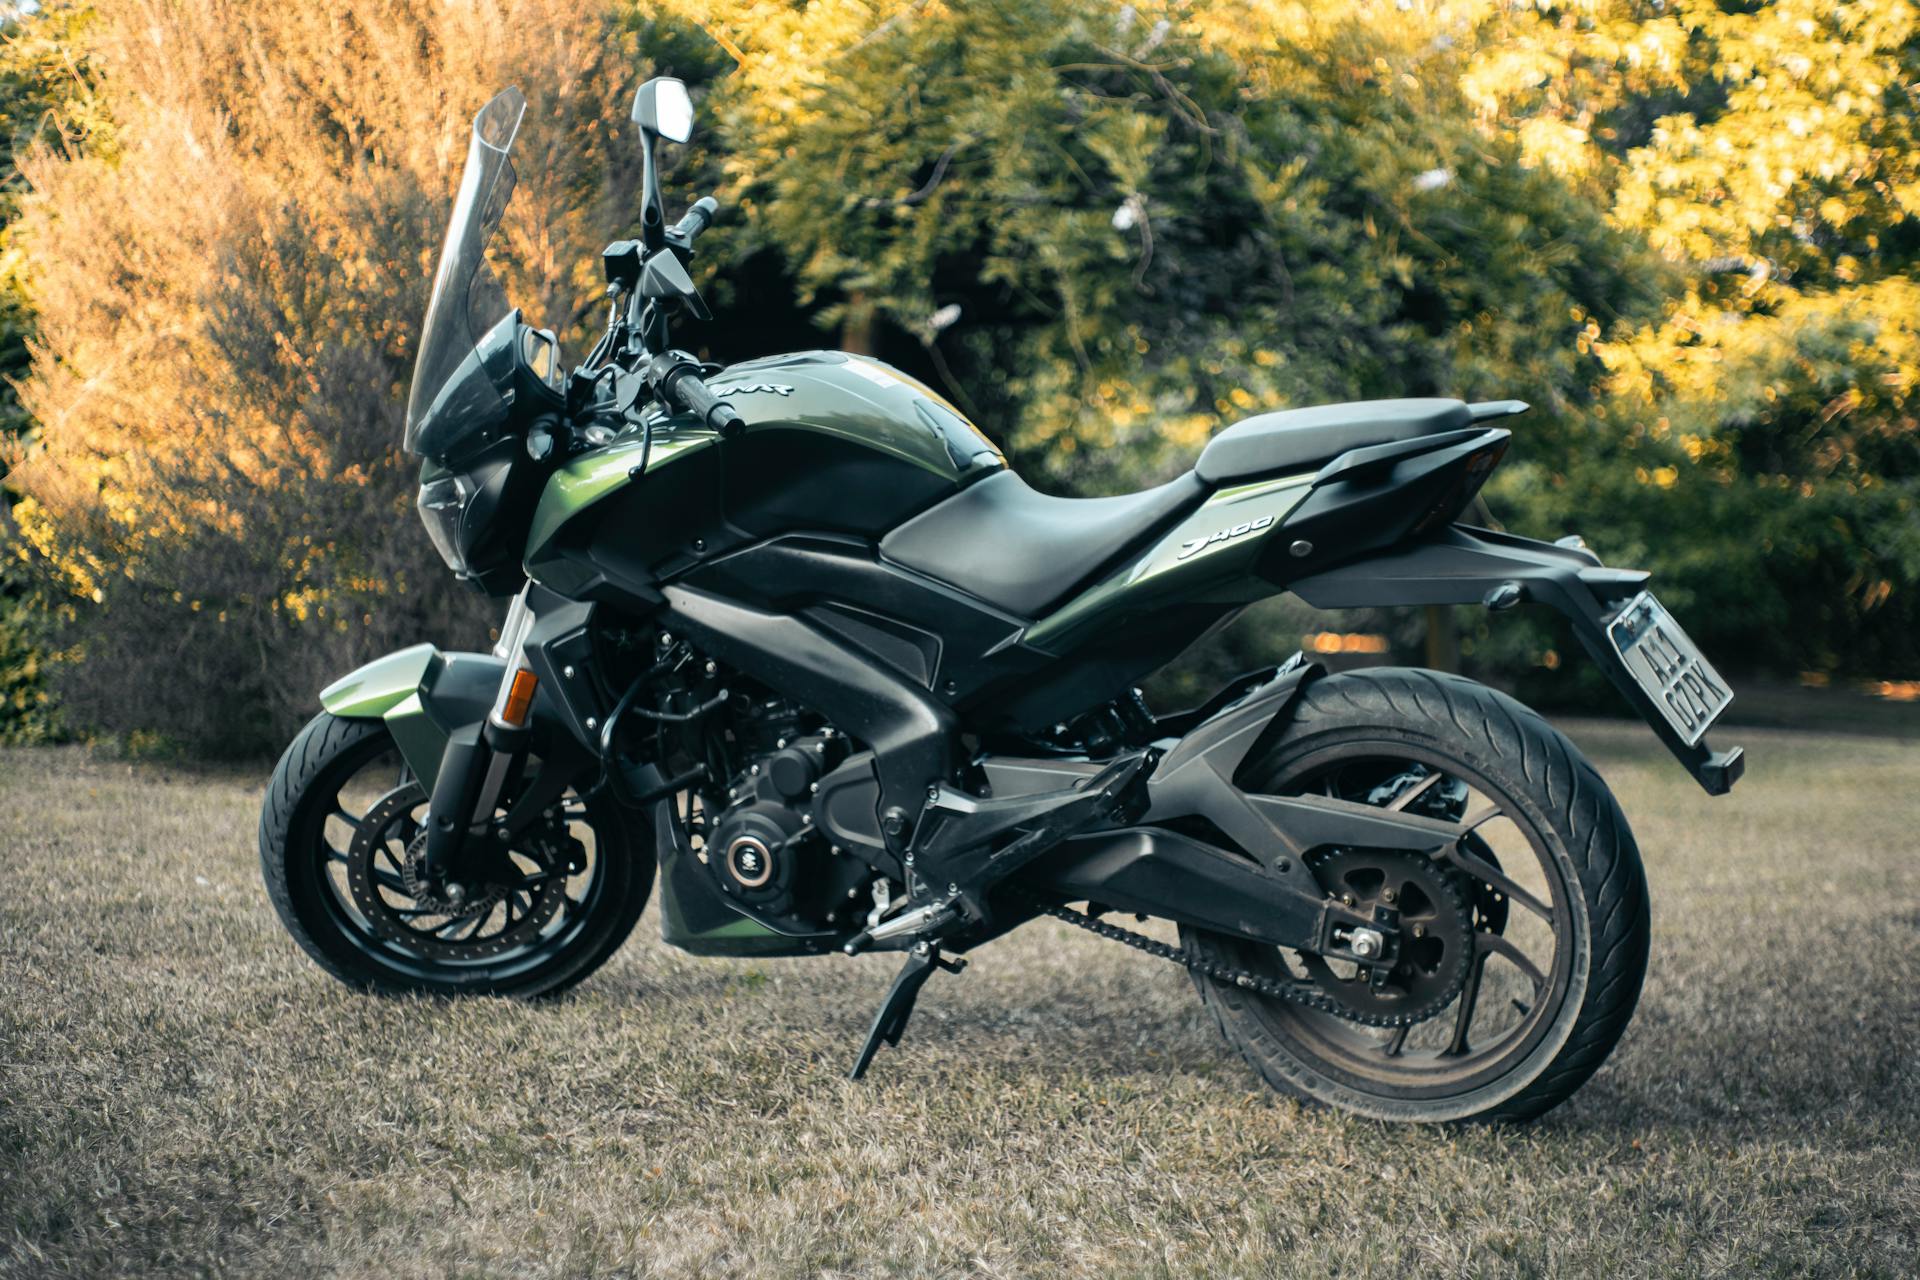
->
695;0;1653;495
1474;0;1920;676
2;0;692;753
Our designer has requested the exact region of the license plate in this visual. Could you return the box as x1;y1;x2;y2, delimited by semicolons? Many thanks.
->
1606;592;1732;746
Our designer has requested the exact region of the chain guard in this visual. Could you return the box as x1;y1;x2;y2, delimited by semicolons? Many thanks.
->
1036;899;1435;1030
1031;850;1477;1029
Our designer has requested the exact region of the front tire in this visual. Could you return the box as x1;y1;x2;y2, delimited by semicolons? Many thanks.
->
1183;667;1649;1123
260;712;653;998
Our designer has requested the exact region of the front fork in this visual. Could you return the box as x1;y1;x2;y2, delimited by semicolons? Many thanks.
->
420;588;542;892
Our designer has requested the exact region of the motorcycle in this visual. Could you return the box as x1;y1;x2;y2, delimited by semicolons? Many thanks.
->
260;79;1743;1123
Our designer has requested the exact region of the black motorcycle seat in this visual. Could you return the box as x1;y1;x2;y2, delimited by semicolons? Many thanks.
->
879;469;1207;619
1196;398;1474;484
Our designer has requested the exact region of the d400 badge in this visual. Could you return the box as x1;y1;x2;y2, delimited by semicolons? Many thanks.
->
1177;514;1275;560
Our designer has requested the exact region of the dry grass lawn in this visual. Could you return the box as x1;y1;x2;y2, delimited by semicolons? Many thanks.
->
2;721;1917;1277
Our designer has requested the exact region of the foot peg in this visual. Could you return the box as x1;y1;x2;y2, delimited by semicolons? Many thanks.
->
847;943;966;1081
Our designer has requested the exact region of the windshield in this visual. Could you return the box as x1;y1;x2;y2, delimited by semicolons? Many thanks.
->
404;87;526;455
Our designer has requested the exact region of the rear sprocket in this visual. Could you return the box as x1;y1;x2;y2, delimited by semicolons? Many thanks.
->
1298;848;1475;1025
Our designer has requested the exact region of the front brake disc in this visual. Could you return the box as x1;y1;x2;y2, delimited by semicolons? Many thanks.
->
344;786;566;961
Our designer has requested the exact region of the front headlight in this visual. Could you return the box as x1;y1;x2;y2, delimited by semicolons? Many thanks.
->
414;440;536;596
417;470;477;575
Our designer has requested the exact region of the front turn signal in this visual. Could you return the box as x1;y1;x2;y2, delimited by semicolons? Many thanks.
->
498;669;539;728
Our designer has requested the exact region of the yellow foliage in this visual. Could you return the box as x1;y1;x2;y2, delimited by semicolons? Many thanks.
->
7;0;640;608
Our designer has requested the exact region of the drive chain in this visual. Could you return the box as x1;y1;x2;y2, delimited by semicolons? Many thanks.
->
1030;900;1432;1029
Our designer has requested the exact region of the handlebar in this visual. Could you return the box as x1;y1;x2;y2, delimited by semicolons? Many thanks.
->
668;196;720;247
646;350;743;438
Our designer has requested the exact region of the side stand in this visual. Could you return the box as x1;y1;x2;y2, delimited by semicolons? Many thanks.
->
847;942;966;1081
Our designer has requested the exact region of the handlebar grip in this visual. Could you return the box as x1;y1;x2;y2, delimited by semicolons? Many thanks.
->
669;196;720;245
690;388;743;437
654;356;743;437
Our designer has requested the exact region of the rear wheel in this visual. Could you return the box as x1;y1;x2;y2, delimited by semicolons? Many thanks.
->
1182;667;1649;1123
260;712;653;997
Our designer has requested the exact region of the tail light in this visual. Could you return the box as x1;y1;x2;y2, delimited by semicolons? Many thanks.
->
1412;436;1509;534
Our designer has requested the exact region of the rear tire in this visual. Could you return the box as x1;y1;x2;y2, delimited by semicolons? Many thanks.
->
1183;667;1649;1123
260;711;653;998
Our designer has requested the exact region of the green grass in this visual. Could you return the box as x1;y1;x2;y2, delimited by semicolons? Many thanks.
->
2;721;1917;1278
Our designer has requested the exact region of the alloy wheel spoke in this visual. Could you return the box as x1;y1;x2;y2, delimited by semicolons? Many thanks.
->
1445;950;1489;1056
1447;844;1553;921
372;869;409;896
1478;931;1547;994
1386;771;1443;812
1458;802;1503;833
1380;1025;1410;1058
330;804;365;832
438;914;484;941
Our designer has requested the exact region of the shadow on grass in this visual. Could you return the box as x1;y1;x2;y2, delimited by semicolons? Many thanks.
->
577;908;1918;1142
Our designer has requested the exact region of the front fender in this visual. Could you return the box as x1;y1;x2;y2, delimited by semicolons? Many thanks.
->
319;644;505;789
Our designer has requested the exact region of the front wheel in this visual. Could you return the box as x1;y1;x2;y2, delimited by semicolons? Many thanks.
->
259;712;653;997
1183;667;1649;1123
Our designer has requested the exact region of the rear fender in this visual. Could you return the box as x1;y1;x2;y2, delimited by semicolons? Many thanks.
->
1287;523;1744;794
319;644;505;789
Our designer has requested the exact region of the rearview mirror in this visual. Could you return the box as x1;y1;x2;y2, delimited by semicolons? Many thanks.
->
632;77;693;144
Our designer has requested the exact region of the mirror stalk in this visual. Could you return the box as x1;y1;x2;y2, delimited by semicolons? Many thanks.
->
639;133;665;257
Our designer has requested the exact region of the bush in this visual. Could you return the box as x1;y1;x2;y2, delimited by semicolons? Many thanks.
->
3;0;697;755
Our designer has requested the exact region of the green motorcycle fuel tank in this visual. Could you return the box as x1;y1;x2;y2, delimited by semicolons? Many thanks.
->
525;351;1006;597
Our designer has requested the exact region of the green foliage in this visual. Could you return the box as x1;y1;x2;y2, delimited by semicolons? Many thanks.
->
1477;0;1920;680
1501;282;1920;677
1;0;1914;754
0;1;96;743
721;3;1656;494
715;0;1917;681
0;548;58;742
